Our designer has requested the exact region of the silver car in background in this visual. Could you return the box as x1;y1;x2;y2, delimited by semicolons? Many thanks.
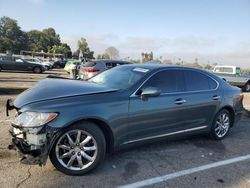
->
24;58;53;70
78;60;131;80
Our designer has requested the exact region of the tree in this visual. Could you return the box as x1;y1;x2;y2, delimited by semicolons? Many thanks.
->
27;30;47;52
0;16;73;57
141;51;153;62
77;38;94;60
61;43;72;58
204;64;213;70
97;53;110;59
49;43;72;58
0;16;28;53
42;28;60;47
105;47;119;60
27;28;62;52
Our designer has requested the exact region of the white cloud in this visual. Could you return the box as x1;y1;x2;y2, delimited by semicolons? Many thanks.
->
62;34;250;67
61;34;119;54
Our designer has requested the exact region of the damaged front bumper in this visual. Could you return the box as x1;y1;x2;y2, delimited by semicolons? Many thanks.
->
9;124;61;166
9;124;59;166
7;100;59;166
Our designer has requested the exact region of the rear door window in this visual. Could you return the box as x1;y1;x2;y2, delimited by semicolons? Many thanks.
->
142;70;184;93
184;70;217;91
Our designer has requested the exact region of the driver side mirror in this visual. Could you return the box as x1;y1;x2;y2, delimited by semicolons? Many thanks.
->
141;87;161;101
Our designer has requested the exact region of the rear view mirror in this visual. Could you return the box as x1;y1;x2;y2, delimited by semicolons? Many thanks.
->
141;87;161;100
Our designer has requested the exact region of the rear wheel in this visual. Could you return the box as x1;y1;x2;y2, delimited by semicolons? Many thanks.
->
243;82;250;92
33;66;42;73
49;122;106;175
210;109;232;140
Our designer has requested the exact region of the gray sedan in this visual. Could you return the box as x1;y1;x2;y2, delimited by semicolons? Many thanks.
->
7;64;244;175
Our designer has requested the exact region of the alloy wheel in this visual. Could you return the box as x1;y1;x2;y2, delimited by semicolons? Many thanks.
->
55;130;98;171
214;112;230;138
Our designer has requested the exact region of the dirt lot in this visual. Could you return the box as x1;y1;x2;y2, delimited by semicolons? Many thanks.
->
0;70;250;188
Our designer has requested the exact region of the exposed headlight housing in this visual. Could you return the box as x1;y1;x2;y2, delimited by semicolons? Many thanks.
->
12;112;58;128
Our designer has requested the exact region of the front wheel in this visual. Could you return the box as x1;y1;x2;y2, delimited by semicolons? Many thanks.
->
33;67;42;73
49;122;106;175
44;66;49;71
210;109;232;140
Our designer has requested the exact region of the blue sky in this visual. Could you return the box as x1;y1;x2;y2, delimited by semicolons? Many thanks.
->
0;0;250;67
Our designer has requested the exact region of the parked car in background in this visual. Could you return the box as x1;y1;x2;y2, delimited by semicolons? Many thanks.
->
64;60;81;73
213;65;250;92
24;58;53;70
7;64;243;175
53;60;67;69
79;60;131;80
0;56;46;73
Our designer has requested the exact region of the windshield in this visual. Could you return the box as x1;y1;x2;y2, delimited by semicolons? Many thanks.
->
89;66;149;90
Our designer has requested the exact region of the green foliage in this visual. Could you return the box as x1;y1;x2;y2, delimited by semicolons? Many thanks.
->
204;64;213;70
49;43;72;58
97;53;110;59
0;16;28;53
77;38;94;59
241;68;250;74
27;30;47;52
141;52;153;62
27;28;61;53
0;16;72;56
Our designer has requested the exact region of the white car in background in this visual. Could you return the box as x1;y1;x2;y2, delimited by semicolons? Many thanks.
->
24;58;53;70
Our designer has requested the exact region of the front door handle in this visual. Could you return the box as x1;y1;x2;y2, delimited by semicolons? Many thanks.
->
213;95;221;100
175;99;187;105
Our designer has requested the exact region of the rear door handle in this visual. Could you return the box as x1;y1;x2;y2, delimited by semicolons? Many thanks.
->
175;99;187;105
213;95;221;100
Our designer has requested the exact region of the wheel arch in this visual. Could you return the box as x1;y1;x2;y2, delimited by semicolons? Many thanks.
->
243;80;250;92
63;118;115;153
218;105;235;127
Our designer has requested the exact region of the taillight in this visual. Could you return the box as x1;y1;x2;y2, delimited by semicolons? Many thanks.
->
83;67;99;72
240;93;244;101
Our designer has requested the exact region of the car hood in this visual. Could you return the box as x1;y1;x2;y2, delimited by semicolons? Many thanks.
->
14;78;118;108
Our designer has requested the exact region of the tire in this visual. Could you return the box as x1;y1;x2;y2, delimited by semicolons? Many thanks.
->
210;109;232;140
0;66;2;71
243;82;250;92
33;66;42;73
49;121;106;175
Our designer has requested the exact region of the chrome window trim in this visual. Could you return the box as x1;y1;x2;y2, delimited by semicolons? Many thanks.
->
122;125;208;145
130;68;220;98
